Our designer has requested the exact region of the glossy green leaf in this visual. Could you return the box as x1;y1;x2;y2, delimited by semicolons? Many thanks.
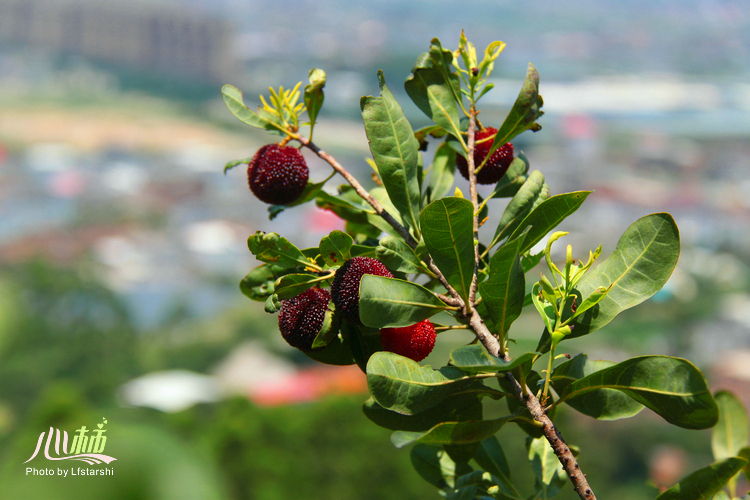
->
316;188;370;225
489;170;545;250
239;263;292;301
560;213;680;342
363;392;483;433
489;153;529;199
221;84;283;133
319;230;352;267
551;354;644;420
420;197;475;301
450;345;536;374
391;416;515;448
361;70;422;233
527;437;567;498
712;391;749;462
478;232;526;339
414;125;447;150
366;351;477;415
511;191;591;255
655;458;747;500
350;244;379;258
348;322;382;373
473;437;522;500
376;236;427;274
405;45;461;139
223;156;253;175
557;355;718;429
426;141;457;204
369;186;407;237
359;275;448;328
247;231;314;269
268;178;332;219
488;63;543;155
304;68;326;128
273;273;323;300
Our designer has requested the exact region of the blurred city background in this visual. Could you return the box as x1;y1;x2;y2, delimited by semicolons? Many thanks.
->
0;0;749;498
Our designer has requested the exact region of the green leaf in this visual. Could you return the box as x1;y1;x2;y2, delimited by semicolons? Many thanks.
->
410;445;449;489
738;447;750;483
655;458;747;500
473;437;522;500
268;178;332;219
319;230;353;267
366;351;477;415
420;197;475;301
369;186;407;237
350;244;379;258
273;273;323;300
239;263;291;301
527;436;567;498
376;236;427;274
551;354;644;420
359;275;448;328
391;416;514;448
223;156;253;175
264;293;280;313
488;170;545;250
488;63;543;155
304;330;355;366
221;84;283;133
363;392;483;432
425;141;457;204
557;213;680;343
489;153;529;199
361;70;422;233
304;68;326;128
450;345;536;374
557;355;718;429
405;47;462;139
247;231;315;269
510;191;591;255
712;391;749;462
348;322;382;373
478;232;526;339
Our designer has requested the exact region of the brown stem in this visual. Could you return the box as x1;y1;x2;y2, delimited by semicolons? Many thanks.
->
466;107;481;307
504;371;597;500
297;135;418;249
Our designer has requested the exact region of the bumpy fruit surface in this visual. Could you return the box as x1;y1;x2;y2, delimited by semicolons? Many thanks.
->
331;257;393;325
456;127;514;185
380;319;436;362
278;287;331;352
247;144;309;205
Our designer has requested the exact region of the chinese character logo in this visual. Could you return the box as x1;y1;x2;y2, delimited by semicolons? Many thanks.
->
24;418;117;465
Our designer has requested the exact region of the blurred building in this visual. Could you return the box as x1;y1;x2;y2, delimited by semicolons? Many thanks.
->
0;0;235;84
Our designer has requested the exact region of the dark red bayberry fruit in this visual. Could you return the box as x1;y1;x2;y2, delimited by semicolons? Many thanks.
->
278;287;331;352
331;257;393;325
380;319;436;362
248;144;309;205
456;127;514;185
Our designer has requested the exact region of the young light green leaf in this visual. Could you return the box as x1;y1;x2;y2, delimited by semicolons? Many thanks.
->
551;354;644;420
376;236;428;274
319;230;353;267
304;68;326;129
361;70;422;234
391;416;515;448
477;232;526;339
487;63;543;155
405;47;462;139
221;84;283;133
366;351;478;415
712;391;749;462
449;345;536;374
557;355;718;429
420;197;475;302
655;457;747;500
359;275;448;328
247;231;316;269
510;191;592;255
223;156;253;175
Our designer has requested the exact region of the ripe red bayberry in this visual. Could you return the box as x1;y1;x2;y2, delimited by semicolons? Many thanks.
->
331;257;393;325
278;287;331;352
247;143;309;205
456;127;514;185
380;319;436;362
